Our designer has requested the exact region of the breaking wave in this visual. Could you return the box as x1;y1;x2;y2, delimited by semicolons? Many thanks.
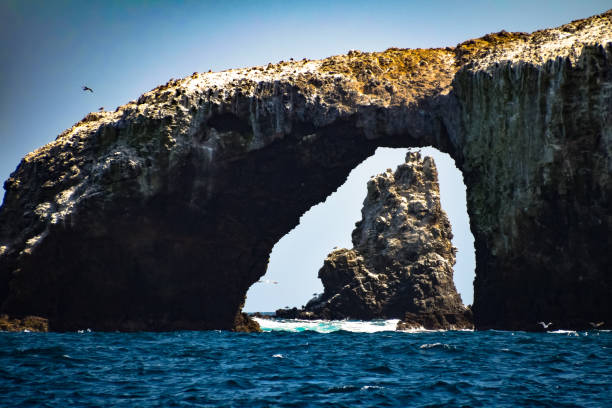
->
254;318;401;333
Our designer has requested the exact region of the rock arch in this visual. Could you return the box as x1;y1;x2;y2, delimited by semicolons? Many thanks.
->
0;11;611;331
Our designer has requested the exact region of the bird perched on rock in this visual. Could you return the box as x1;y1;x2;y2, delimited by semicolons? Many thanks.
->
82;85;93;93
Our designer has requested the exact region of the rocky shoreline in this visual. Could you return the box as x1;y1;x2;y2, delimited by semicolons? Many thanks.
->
0;314;48;332
275;153;472;330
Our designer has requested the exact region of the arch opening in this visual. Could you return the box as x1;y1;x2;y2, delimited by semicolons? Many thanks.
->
243;146;475;314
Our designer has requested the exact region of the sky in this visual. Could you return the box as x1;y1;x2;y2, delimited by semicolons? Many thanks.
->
0;0;609;312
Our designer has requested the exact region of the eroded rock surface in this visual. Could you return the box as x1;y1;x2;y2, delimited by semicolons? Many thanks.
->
0;314;48;332
276;153;472;330
1;10;611;331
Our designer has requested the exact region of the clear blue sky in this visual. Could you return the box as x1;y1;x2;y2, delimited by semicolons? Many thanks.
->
1;1;609;312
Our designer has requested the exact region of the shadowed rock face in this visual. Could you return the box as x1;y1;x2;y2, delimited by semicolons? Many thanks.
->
276;152;473;330
1;11;611;331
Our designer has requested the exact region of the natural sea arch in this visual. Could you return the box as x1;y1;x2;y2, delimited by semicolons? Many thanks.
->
1;17;610;331
244;147;475;313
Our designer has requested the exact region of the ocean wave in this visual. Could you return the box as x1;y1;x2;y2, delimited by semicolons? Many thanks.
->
254;318;400;333
0;330;610;407
548;330;579;336
419;343;458;351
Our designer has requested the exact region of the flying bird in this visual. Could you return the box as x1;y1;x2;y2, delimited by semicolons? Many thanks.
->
82;86;93;93
98;107;104;111
537;321;553;329
589;321;604;328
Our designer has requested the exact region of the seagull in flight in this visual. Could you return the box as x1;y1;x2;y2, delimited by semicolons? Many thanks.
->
589;321;604;328
537;321;553;329
82;85;94;93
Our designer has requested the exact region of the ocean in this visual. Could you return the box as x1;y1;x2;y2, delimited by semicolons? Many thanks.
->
1;318;610;407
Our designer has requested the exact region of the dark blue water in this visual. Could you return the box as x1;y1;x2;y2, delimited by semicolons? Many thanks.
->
1;327;611;407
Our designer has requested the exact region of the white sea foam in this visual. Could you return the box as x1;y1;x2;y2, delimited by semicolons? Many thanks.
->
419;343;456;351
548;330;579;336
361;385;384;390
254;318;400;333
420;343;442;349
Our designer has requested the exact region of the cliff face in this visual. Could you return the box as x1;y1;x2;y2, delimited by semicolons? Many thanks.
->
1;11;611;331
277;152;472;329
455;41;612;330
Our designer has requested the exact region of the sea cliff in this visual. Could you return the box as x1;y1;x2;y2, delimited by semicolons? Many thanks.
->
1;10;610;331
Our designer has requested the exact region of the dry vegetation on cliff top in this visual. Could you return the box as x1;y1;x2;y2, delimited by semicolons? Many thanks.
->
319;47;456;103
15;9;612;170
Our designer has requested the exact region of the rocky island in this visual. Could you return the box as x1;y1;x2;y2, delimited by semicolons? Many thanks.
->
0;10;610;331
276;152;472;330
